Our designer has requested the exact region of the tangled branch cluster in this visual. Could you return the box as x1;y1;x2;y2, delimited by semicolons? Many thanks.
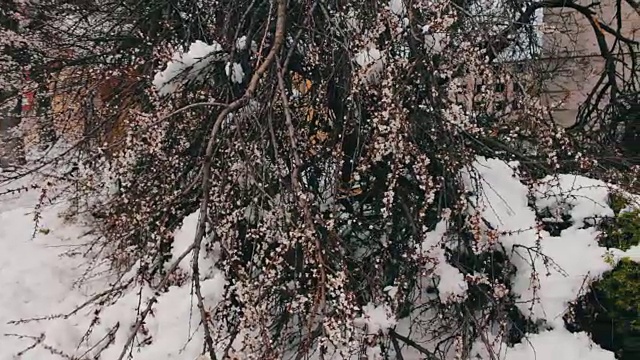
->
1;0;639;359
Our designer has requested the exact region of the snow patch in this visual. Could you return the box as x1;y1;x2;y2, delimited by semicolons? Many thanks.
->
463;158;616;325
225;62;245;84
354;303;397;334
389;0;406;16
472;328;615;360
535;174;614;227
419;213;468;302
153;40;223;96
355;46;382;68
236;36;247;50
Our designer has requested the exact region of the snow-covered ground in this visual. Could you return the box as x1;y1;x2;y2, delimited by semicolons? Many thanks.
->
0;176;91;358
0;175;223;360
1;158;640;359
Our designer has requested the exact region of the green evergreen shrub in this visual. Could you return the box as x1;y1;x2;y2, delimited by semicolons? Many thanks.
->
566;193;640;359
599;209;640;251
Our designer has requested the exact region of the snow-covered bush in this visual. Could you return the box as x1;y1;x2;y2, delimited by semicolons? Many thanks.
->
565;193;640;360
2;0;640;359
568;258;640;360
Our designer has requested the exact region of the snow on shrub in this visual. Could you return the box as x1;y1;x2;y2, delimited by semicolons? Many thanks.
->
4;157;640;360
153;40;224;96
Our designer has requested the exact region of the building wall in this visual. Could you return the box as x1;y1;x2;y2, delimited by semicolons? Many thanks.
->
542;0;640;127
47;67;138;152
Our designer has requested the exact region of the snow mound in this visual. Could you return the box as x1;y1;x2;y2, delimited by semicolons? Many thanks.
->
462;157;638;360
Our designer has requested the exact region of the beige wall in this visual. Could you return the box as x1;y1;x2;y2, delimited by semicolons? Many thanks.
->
542;0;640;127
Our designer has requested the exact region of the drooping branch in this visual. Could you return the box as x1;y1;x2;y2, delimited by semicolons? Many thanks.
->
189;0;288;358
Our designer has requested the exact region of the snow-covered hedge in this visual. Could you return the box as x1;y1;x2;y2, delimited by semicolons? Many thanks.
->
3;157;640;360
